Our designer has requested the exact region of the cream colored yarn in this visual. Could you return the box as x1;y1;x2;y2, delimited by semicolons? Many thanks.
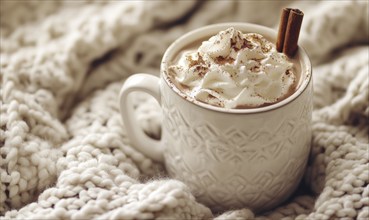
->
1;1;368;219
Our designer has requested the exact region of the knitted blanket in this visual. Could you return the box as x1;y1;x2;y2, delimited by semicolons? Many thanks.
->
1;1;368;219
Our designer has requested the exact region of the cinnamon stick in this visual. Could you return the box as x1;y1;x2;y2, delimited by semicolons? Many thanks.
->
283;9;304;57
276;8;291;53
276;8;304;57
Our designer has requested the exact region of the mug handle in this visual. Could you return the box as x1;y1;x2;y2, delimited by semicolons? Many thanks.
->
119;73;164;163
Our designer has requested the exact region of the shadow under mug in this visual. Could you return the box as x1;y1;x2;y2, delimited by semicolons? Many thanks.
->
119;23;313;213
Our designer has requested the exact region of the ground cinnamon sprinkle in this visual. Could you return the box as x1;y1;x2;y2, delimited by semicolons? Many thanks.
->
186;52;205;67
186;56;197;67
197;52;205;64
215;56;235;64
195;65;208;77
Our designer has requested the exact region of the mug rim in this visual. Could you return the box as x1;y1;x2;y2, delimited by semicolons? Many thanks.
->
161;22;312;114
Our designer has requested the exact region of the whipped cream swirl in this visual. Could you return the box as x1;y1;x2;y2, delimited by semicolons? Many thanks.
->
168;27;296;109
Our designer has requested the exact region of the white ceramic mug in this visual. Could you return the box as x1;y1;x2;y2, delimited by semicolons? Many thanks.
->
119;23;312;212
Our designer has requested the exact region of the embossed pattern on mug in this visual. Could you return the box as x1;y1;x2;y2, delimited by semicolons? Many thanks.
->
161;83;312;211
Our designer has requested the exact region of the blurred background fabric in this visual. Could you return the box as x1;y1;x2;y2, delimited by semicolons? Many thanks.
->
1;0;368;219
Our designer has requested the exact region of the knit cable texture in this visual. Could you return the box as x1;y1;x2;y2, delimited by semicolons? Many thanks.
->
1;1;368;219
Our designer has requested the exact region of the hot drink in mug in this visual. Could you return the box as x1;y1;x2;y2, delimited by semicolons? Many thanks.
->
120;22;312;212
